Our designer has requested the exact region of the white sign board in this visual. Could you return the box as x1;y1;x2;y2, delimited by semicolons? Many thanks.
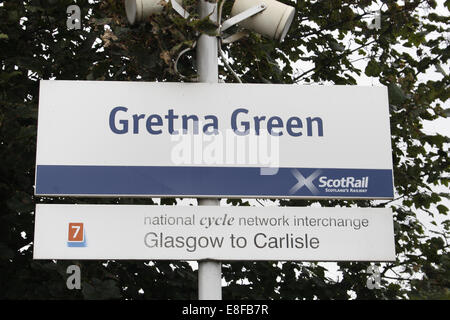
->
33;204;396;261
35;81;394;199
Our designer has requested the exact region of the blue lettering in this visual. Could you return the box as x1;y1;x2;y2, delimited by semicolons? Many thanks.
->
231;108;249;136
182;115;199;134
165;109;179;134
253;116;266;135
132;114;145;134
146;115;163;134
203;115;219;135
286;117;303;137
267;116;283;136
306;117;323;136
109;106;128;134
109;107;324;137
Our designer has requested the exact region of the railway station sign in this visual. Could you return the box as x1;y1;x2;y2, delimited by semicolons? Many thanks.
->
35;81;394;199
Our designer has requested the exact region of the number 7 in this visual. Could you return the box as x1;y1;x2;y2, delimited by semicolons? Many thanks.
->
71;225;80;238
68;223;83;241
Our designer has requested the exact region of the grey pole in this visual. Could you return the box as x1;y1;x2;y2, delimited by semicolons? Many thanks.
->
197;0;218;83
198;198;222;300
197;0;222;300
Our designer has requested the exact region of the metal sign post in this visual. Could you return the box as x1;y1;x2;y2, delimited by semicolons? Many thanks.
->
197;0;222;300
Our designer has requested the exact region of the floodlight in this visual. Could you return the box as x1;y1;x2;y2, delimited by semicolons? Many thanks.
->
125;0;187;25
230;0;295;41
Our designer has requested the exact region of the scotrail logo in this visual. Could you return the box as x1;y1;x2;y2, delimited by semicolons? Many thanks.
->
289;169;322;195
289;169;370;195
67;222;87;247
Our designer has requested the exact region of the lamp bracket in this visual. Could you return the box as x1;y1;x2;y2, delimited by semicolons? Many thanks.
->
169;0;189;19
221;4;266;32
221;31;249;44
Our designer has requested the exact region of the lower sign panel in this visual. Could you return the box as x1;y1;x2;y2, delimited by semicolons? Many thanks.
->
33;204;396;261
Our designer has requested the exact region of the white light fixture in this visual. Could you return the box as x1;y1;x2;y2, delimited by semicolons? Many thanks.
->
230;0;295;41
125;0;187;25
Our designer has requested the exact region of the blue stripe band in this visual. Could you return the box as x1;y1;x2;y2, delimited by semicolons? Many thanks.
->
35;165;394;198
36;165;393;198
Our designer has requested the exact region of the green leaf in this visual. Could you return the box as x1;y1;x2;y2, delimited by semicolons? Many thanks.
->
437;205;448;215
365;60;382;77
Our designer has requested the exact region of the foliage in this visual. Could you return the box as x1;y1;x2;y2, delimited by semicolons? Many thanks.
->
0;0;448;299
